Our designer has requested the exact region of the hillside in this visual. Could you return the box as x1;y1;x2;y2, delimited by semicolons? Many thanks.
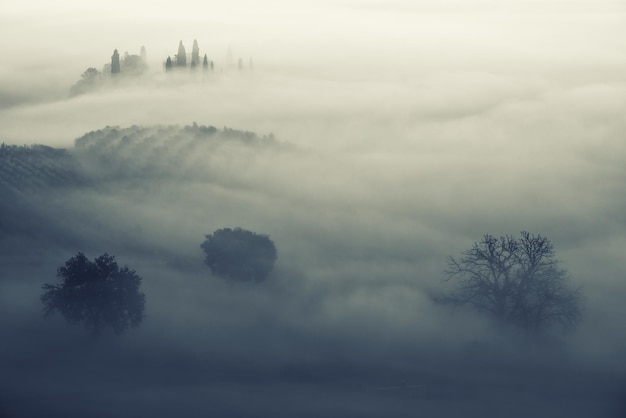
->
72;123;277;182
0;124;277;191
0;124;279;255
0;143;85;192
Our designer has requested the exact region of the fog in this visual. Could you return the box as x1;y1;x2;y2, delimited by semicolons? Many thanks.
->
1;1;625;417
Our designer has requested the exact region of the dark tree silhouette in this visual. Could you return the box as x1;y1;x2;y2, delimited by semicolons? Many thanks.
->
69;67;101;96
41;253;145;337
111;49;120;74
203;54;209;70
177;41;187;67
201;228;277;282
165;56;173;71
436;232;582;335
191;39;200;68
82;67;99;80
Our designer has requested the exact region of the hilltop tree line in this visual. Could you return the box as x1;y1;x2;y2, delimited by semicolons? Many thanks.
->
164;39;214;72
70;40;254;96
163;39;251;72
69;46;148;96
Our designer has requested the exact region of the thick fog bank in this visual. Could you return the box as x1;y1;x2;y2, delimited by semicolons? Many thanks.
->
1;1;626;416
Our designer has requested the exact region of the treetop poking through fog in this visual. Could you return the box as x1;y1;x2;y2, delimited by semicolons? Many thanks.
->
69;46;148;96
70;39;252;96
201;228;277;282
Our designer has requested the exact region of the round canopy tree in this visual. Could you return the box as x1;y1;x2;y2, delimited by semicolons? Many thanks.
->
201;227;277;282
436;232;583;336
41;253;145;337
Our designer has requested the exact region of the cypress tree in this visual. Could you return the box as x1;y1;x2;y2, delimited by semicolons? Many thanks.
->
192;39;200;68
111;49;121;74
177;41;187;67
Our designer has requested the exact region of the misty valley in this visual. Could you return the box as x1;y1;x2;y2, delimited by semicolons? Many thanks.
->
0;122;624;417
2;3;626;415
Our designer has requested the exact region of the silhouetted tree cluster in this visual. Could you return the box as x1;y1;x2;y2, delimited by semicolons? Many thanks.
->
164;40;214;72
37;228;280;336
37;227;279;336
437;232;583;335
201;228;277;282
41;253;145;337
70;46;148;96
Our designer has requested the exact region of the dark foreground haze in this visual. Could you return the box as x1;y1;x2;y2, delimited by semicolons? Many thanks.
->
1;1;626;416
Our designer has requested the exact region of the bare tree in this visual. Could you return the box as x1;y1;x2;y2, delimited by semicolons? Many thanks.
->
436;232;582;335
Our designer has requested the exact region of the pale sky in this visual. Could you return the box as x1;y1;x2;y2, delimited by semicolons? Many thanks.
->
3;0;624;70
